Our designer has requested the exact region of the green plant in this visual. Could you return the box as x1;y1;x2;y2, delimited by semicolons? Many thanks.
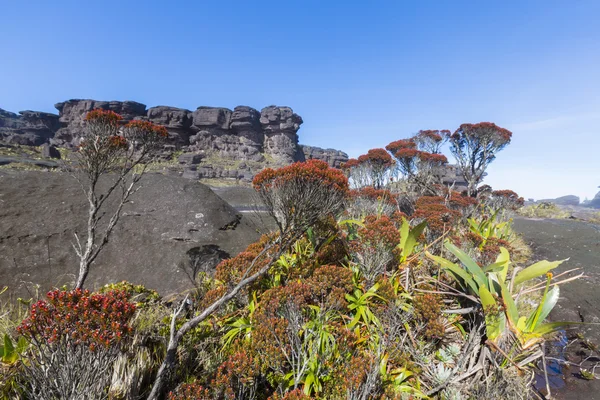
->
427;242;575;351
346;282;386;329
467;210;513;249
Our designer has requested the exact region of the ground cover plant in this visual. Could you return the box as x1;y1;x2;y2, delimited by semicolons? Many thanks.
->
0;117;590;399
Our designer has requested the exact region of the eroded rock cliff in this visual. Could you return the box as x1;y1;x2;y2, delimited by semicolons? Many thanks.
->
0;99;348;181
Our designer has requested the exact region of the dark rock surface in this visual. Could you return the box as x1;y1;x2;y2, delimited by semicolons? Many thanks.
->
0;170;267;297
300;145;349;168
0;108;59;146
0;99;348;182
588;190;600;209
513;218;600;399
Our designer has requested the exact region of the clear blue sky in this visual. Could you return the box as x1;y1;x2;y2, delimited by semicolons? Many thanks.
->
2;0;599;200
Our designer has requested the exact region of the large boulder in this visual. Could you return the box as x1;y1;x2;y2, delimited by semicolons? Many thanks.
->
0;170;265;297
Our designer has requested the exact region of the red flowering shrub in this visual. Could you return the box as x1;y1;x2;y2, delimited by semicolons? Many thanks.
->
17;289;136;399
268;389;311;400
414;129;449;154
253;160;348;235
168;383;210;400
122;120;169;151
343;149;394;189
413;292;446;340
489;189;525;211
73;110;169;290
85;109;123;125
448;122;512;196
307;265;354;310
385;133;449;194
413;197;461;240
350;215;400;284
18;288;135;351
347;186;398;219
215;234;279;290
212;351;260;399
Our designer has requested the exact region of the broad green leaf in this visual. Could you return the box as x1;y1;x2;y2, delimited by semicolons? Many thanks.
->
533;321;583;336
499;280;519;328
2;334;17;363
527;276;558;332
536;286;560;327
479;286;504;340
514;259;566;286
404;220;427;259
426;252;478;294
445;242;488;288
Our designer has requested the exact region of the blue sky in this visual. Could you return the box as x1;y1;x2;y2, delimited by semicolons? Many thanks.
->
2;1;599;200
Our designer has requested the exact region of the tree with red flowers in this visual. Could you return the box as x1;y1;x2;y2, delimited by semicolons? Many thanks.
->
447;122;512;196
343;149;394;189
385;131;449;195
71;110;168;289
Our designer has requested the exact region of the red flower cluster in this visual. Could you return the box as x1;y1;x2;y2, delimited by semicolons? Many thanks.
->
84;109;123;126
253;159;348;193
417;152;448;164
168;383;210;400
125;120;169;138
385;139;416;154
491;189;524;207
215;234;277;287
357;148;394;168
413;197;461;235
349;187;398;206
17;289;136;351
108;135;128;149
341;158;360;170
453;122;512;143
356;215;400;250
417;129;447;143
212;351;259;398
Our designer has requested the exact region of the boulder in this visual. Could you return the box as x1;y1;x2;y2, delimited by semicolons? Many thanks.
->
41;143;61;159
0;170;263;297
178;153;203;165
192;107;232;130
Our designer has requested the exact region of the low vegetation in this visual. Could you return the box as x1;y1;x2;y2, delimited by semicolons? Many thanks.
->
0;114;589;399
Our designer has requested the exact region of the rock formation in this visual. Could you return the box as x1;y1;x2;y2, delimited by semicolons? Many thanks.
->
0;170;268;296
0;99;349;181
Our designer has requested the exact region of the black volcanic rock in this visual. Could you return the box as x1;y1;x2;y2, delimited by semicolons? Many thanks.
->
0;170;264;297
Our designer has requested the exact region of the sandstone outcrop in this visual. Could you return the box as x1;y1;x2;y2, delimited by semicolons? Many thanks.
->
0;108;60;146
0;99;349;181
0;170;268;297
